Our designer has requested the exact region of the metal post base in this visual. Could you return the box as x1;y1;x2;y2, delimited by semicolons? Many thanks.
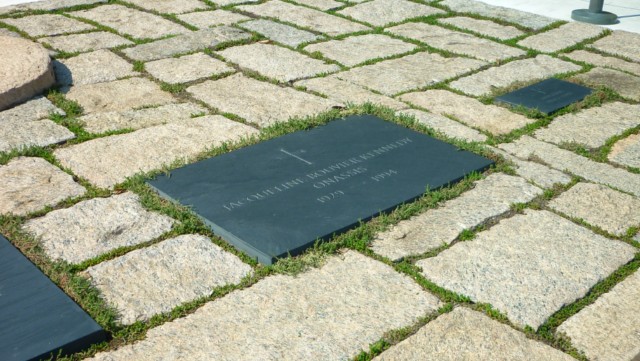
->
571;9;618;25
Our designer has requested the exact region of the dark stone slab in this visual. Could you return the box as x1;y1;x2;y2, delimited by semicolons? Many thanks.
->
0;234;106;361
148;115;493;265
496;78;592;114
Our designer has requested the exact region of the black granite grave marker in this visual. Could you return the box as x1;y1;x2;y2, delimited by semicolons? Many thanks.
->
148;115;493;265
496;78;592;114
0;234;106;361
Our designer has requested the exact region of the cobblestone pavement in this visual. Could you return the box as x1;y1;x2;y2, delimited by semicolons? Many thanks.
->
1;0;640;360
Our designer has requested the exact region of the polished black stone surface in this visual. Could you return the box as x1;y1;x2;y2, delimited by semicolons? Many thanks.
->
0;234;106;361
149;115;494;265
496;78;592;114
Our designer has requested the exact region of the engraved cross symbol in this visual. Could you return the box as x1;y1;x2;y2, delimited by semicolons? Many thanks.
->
280;148;312;165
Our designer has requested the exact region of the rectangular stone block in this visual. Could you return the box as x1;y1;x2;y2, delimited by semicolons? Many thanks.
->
590;31;640;63
303;34;416;67
573;67;640;101
337;0;444;26
238;19;322;48
39;32;134;53
517;22;604;53
495;78;592;115
440;0;555;30
2;14;94;37
564;50;640;77
439;17;524;40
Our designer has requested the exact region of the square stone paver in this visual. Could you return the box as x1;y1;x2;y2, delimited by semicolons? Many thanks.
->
238;19;323;48
290;0;343;10
335;52;486;96
145;53;234;84
177;10;250;29
72;5;188;39
217;43;339;82
2;14;94;37
0;157;85;216
609;133;640;169
53;49;138;86
440;0;556;30
418;209;636;329
398;109;487;143
187;74;340;127
438;16;524;40
564;50;640;77
39;32;134;53
517;22;604;53
84;234;252;324
304;34;416;67
122;0;206;14
23;192;175;264
590;30;640;63
337;0;445;26
387;22;525;62
573;67;640;101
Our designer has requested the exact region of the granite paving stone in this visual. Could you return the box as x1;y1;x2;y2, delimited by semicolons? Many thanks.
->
122;26;250;62
63;77;176;114
518;22;605;53
371;173;542;260
418;209;636;329
88;251;441;360
450;55;582;96
238;19;322;47
558;270;640;361
609;133;640;169
0;96;64;123
188;74;340;127
80;103;208;133
303;34;416;67
375;308;574;360
500;135;640;197
122;0;206;14
564;50;640;77
145;53;234;84
294;76;408;110
591;31;640;63
399;89;534;135
290;0;343;11
209;0;259;5
489;147;572;188
23;192;175;264
72;5;188;39
549;182;640;236
573;67;640;101
2;14;94;37
84;234;252;324
398;109;487;142
0;0;106;14
534;102;640;149
53;49;138;86
54;115;257;188
438;16;524;40
0;28;19;37
177;10;250;29
38;32;134;53
387;22;525;62
440;0;556;30
237;0;369;36
0;157;85;216
335;52;486;96
337;0;444;27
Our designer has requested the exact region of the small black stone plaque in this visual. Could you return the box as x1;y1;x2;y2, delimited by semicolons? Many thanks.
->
148;115;493;265
0;234;106;361
496;78;592;114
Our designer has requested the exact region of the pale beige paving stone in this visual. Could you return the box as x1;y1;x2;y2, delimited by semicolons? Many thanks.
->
63;77;176;114
0;157;85;216
489;146;572;189
0;96;64;123
23;192;175;264
54;115;257;189
237;0;369;36
564;50;640;77
53;49;138;86
534;102;640;149
371;173;542;260
122;0;206;14
239;19;322;48
177;10;250;29
418;209;636;329
399;89;534;135
290;0;343;10
80;103;208;133
145;53;234;84
375;307;574;361
122;26;250;62
38;32;134;53
84;234;252;324
188;74;341;127
438;16;524;40
335;52;487;96
591;30;640;63
72;5;188;39
398;109;487;143
450;55;582;96
518;22;605;53
303;34;416;67
548;182;640;236
0;28;19;37
294;76;408;110
439;0;556;30
210;0;259;5
573;67;640;101
386;22;525;62
337;0;445;27
499;135;640;197
558;270;640;361
609;133;640;169
87;251;441;360
2;14;94;37
0;0;106;15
